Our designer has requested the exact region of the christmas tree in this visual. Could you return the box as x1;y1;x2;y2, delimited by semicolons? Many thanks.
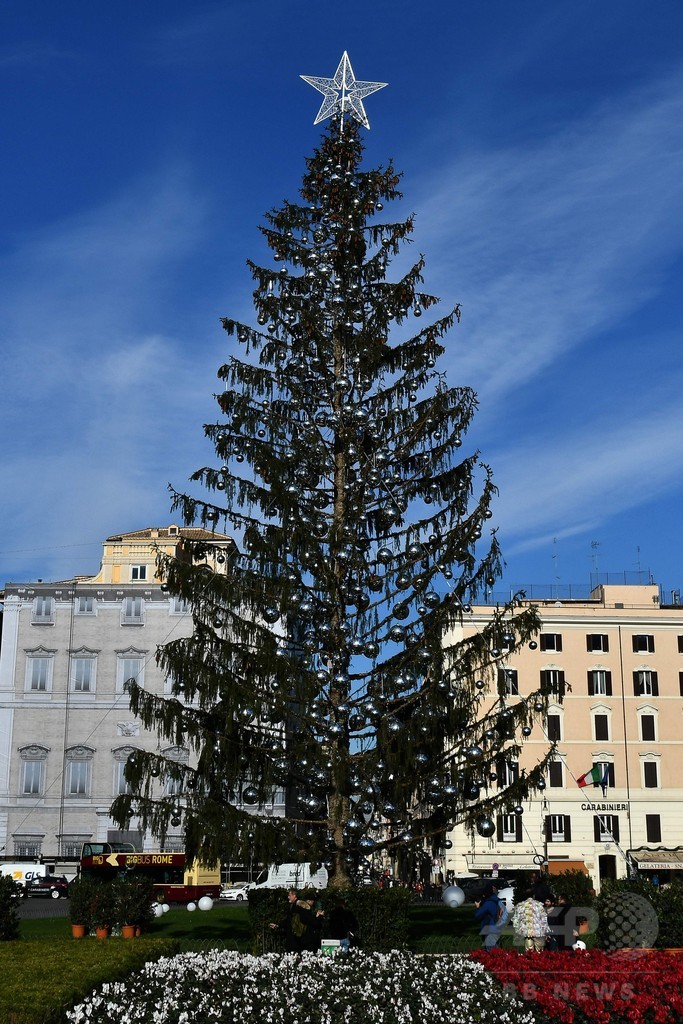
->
112;54;554;888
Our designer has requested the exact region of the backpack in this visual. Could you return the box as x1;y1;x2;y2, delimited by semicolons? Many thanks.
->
496;898;509;927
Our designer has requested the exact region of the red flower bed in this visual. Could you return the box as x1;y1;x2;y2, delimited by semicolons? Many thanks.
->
472;949;683;1024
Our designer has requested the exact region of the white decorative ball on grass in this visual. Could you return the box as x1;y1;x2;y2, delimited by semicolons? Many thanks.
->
198;896;214;912
187;902;197;912
162;903;170;913
442;885;465;909
153;904;164;917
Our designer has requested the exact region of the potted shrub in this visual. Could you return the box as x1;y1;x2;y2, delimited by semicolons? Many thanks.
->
114;875;155;938
89;881;117;938
68;876;95;938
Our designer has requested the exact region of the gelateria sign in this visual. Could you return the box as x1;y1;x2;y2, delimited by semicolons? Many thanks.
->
580;802;628;811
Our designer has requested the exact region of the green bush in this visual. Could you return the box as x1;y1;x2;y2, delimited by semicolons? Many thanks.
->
69;876;98;929
0;875;21;941
113;875;156;928
0;937;179;1024
548;868;595;907
249;887;414;953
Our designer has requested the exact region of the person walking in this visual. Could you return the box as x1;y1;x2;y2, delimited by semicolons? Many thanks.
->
474;882;503;950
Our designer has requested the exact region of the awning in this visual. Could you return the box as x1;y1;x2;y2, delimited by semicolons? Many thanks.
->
630;849;683;870
548;861;587;875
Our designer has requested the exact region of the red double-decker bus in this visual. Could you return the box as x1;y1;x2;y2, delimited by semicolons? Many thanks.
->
79;843;220;903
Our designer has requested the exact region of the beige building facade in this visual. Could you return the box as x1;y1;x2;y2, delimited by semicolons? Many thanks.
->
445;582;683;887
0;526;246;867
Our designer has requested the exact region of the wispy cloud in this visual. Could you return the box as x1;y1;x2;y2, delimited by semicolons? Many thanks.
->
0;166;217;583
492;393;683;552
404;72;683;554
414;72;683;401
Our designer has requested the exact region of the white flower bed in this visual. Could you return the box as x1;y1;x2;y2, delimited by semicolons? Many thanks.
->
66;950;538;1024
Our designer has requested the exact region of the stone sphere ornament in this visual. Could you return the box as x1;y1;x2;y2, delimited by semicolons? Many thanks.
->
198;896;214;912
187;902;197;912
476;816;496;838
153;904;164;917
442;885;466;909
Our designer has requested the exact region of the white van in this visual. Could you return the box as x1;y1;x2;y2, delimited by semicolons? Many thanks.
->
254;863;328;890
0;862;48;890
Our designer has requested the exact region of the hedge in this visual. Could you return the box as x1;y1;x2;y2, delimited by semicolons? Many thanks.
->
248;886;413;953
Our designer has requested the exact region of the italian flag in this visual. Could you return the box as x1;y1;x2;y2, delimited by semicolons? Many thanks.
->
577;766;603;788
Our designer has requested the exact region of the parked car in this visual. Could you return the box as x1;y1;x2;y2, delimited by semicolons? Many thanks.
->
461;877;515;911
24;875;71;900
219;883;253;902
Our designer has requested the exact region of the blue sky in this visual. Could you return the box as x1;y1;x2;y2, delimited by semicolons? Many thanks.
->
1;1;683;598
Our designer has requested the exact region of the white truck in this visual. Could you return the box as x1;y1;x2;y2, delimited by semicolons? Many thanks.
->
0;862;48;890
254;863;328;890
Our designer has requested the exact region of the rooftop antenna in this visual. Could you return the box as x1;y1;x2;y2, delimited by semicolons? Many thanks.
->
552;537;560;598
591;540;600;578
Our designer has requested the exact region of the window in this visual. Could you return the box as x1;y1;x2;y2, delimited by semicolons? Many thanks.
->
112;747;139;796
22;760;43;795
131;565;147;581
117;655;145;693
640;714;656;742
497;814;522;842
497;668;518;696
540;633;562;653
14;838;42;857
540;669;565;697
594;714;610;742
31;597;55;624
643;761;659;789
646;814;662;843
679;636;683;654
587;634;609;653
594;815;620;842
680;671;683;697
66;760;90;796
547;714;562;741
74;596;95;615
498;760;519;788
546;814;572;843
170;596;190;616
633;670;659;697
162;746;189;796
121;597;144;624
548;761;564;788
593;761;615;789
26;656;51;692
71;657;96;693
60;837;89;858
588;670;612;696
632;635;655;654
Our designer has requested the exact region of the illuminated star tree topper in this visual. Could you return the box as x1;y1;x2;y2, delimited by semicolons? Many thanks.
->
301;50;387;130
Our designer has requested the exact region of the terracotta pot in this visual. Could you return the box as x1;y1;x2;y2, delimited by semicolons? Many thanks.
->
95;926;110;939
71;923;86;939
121;924;136;939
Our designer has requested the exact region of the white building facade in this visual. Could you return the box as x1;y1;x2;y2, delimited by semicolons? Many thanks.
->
0;526;278;868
